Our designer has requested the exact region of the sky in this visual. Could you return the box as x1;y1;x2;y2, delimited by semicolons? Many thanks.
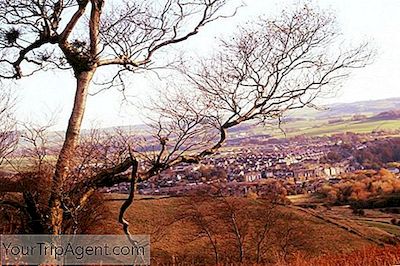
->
11;0;400;130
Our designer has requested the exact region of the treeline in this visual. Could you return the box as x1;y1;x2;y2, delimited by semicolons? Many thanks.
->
352;138;400;169
322;136;400;169
351;193;400;210
318;169;400;206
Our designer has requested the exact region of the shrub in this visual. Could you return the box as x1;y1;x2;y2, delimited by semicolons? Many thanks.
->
352;208;365;216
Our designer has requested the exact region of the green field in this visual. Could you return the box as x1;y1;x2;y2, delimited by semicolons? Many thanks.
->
362;220;400;236
0;156;57;172
250;118;400;138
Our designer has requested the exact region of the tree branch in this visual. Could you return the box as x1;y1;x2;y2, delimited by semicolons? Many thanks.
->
59;0;89;42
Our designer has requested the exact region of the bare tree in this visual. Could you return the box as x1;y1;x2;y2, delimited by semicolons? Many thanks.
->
19;121;57;172
114;5;372;236
182;7;372;127
173;193;287;264
177;193;222;265
271;213;311;264
130;5;372;174
218;196;249;263
0;87;17;165
248;198;280;263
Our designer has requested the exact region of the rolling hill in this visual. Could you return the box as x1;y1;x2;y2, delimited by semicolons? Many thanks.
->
293;97;400;119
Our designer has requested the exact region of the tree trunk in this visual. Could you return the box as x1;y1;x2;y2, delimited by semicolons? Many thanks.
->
212;243;218;266
256;227;268;263
49;70;95;234
231;214;244;263
256;240;262;263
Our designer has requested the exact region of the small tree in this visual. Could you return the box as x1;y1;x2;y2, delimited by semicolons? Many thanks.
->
219;196;249;263
250;199;280;263
0;87;17;165
177;193;222;265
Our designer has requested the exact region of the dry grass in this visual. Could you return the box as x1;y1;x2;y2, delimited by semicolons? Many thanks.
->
290;245;400;266
2;193;400;265
105;195;384;265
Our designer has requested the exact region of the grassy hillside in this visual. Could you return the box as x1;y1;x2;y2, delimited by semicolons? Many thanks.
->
1;193;399;265
101;195;399;265
292;97;400;119
280;119;400;137
228;118;400;140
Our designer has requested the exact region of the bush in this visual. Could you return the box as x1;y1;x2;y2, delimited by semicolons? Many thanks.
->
352;208;365;216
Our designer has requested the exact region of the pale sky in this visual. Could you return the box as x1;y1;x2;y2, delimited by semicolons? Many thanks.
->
12;0;400;130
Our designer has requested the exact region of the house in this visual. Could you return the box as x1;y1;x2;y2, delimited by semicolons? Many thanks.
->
244;171;261;182
388;168;400;174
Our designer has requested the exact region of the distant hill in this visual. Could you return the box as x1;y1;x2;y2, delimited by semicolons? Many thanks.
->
372;109;400;120
292;97;400;119
36;97;400;142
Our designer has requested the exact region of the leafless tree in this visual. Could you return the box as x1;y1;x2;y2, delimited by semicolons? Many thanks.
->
218;196;249;263
115;5;372;236
129;5;372;173
0;87;17;165
174;188;251;263
19;121;57;172
176;193;222;265
249;198;280;263
271;213;311;264
172;192;289;264
182;7;372;127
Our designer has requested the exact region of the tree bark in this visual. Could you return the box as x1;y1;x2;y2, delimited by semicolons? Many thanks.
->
49;70;95;234
212;240;219;266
